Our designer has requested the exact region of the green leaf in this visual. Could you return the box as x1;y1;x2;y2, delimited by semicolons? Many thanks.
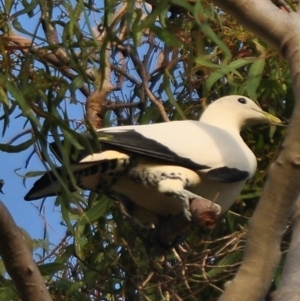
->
10;0;38;19
138;1;170;30
54;278;86;301
55;245;75;264
38;262;66;276
4;0;14;14
0;137;34;152
150;25;182;48
78;196;113;226
74;196;113;256
246;58;266;99
76;197;112;233
0;74;41;129
164;75;187;119
241;188;263;199
0;86;9;107
0;287;16;301
140;104;161;124
195;55;221;69
195;11;232;60
60;199;75;235
32;239;50;252
21;0;37;18
69;76;85;103
203;58;256;96
255;134;265;153
237;82;248;95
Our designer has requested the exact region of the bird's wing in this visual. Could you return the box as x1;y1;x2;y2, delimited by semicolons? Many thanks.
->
96;121;253;182
24;150;133;201
97;129;209;170
50;121;210;169
49;120;253;183
97;121;211;168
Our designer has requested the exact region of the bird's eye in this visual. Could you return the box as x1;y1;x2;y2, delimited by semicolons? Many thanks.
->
238;97;247;104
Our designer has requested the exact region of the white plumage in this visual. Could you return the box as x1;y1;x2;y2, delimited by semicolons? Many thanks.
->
24;95;280;226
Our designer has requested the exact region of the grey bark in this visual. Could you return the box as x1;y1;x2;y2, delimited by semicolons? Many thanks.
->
208;1;300;300
0;201;53;301
272;196;300;301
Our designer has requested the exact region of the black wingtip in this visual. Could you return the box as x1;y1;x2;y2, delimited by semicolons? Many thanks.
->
24;193;37;201
24;170;59;201
24;190;57;201
24;192;33;201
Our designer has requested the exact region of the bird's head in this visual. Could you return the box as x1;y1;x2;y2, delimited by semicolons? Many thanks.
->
200;95;281;131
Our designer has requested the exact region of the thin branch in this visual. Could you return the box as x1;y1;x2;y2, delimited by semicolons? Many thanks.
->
2;33;91;97
39;1;69;63
143;85;170;122
0;201;53;301
85;5;126;129
6;129;32;145
36;234;69;265
110;64;142;87
106;101;141;110
123;46;170;122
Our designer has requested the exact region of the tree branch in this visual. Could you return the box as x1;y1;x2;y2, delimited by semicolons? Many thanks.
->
272;196;300;301
0;201;53;301
208;1;300;301
211;0;289;55
127;47;170;122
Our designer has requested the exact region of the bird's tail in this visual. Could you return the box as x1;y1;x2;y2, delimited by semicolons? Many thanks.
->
24;150;133;201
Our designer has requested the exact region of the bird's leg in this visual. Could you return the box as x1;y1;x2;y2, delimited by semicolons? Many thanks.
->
157;178;206;220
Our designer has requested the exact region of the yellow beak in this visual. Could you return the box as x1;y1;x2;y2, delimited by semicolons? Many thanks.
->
263;112;281;124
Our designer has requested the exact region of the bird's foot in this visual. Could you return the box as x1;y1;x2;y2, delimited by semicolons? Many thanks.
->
178;189;208;221
180;190;222;222
152;198;222;249
156;177;221;221
190;197;221;228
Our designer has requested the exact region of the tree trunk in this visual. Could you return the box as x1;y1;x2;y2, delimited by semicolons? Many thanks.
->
210;1;300;300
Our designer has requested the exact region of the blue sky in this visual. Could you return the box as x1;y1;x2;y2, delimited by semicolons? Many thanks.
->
0;0;163;252
1;113;65;246
0;1;103;249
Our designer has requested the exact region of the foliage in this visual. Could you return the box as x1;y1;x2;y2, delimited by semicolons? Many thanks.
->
0;0;293;300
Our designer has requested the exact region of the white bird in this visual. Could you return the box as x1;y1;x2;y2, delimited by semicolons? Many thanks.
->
24;95;280;226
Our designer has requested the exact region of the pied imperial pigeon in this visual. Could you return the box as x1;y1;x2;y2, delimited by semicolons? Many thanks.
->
25;95;280;226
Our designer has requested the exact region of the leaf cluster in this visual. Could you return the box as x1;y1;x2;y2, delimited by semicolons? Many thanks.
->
0;0;293;300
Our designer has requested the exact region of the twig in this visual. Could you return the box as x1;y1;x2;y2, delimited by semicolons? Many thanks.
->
121;45;170;122
5;129;32;145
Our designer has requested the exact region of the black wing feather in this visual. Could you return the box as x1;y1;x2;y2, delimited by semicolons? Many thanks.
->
97;130;209;170
205;166;249;183
49;129;248;182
